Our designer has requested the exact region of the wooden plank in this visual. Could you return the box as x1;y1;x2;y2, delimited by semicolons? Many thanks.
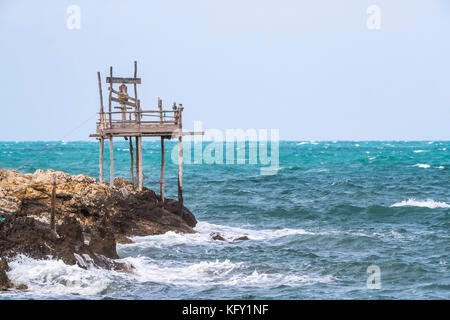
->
109;137;114;186
106;77;141;84
99;137;104;182
111;97;137;107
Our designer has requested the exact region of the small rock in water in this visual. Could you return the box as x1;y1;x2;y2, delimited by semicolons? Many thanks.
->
210;232;225;241
233;236;250;241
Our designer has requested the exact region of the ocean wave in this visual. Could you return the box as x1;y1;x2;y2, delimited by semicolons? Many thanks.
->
119;257;333;288
6;255;116;296
413;164;431;168
119;221;315;250
390;199;450;209
413;150;429;153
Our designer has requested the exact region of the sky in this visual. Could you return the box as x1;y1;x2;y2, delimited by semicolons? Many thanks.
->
0;0;449;141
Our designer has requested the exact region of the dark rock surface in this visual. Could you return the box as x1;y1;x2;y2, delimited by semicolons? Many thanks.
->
0;168;198;291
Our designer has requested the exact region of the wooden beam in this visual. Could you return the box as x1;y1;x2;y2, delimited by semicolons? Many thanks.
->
108;67;113;128
97;72;105;130
106;77;141;84
111;97;137;107
177;104;184;213
109;137;114;186
135;136;140;188
129;137;134;186
50;175;56;232
137;136;143;191
160;137;165;204
99;137;104;182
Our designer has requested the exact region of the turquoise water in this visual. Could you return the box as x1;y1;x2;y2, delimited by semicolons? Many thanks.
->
0;141;449;299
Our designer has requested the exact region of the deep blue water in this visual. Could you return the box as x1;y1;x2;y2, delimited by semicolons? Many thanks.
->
0;141;449;299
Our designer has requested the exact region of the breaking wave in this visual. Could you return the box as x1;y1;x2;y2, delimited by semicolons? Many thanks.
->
390;199;450;209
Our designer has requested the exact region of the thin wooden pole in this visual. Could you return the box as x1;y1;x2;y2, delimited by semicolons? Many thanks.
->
99;137;104;182
135;136;140;188
137;136;143;191
160;137;165;204
97;72;104;130
129;137;134;186
177;104;183;213
108;67;113;128
158;98;163;124
50;175;56;231
109;136;114;186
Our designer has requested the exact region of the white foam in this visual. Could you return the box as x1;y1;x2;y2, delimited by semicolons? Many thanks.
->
6;255;116;296
118;257;333;288
391;199;450;209
413;150;429;153
119;221;315;250
413;163;430;168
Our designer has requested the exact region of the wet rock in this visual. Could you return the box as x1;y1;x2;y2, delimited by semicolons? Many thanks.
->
233;236;250;241
89;226;119;259
210;232;225;241
116;235;134;244
0;258;13;291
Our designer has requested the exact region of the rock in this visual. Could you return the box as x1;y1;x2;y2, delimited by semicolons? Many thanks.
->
233;236;250;241
115;235;134;244
210;232;225;241
16;284;28;290
89;226;119;259
0;168;200;287
0;258;13;291
0;168;197;236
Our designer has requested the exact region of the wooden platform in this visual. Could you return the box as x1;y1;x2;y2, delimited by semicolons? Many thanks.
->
89;61;204;213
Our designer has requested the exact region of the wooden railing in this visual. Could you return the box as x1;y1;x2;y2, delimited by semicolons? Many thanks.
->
98;109;181;130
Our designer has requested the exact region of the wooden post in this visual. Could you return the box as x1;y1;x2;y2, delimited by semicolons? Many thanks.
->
135;136;140;188
97;72;104;130
158;98;163;124
108;67;113;128
129;137;134;186
99;137;104;182
109;136;114;186
160;137;165;204
50;175;56;231
177;104;183;213
137;136;143;191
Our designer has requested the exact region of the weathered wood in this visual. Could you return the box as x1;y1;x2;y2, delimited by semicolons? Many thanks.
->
129;137;134;186
137;136;143;191
111;97;138;107
109;87;138;101
99;137;104;182
109;137;114;186
135;136;140;188
160;137;165;204
106;77;141;84
158;98;163;124
50;175;56;231
108;67;113;128
177;104;183;213
97;72;105;129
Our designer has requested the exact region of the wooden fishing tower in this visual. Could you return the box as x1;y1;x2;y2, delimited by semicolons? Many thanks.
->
90;61;203;210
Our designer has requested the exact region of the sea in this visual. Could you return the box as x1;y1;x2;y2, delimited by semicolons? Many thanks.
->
0;140;448;299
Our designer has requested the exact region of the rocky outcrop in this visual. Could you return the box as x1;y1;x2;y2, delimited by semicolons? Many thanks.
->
0;168;198;290
0;169;197;236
